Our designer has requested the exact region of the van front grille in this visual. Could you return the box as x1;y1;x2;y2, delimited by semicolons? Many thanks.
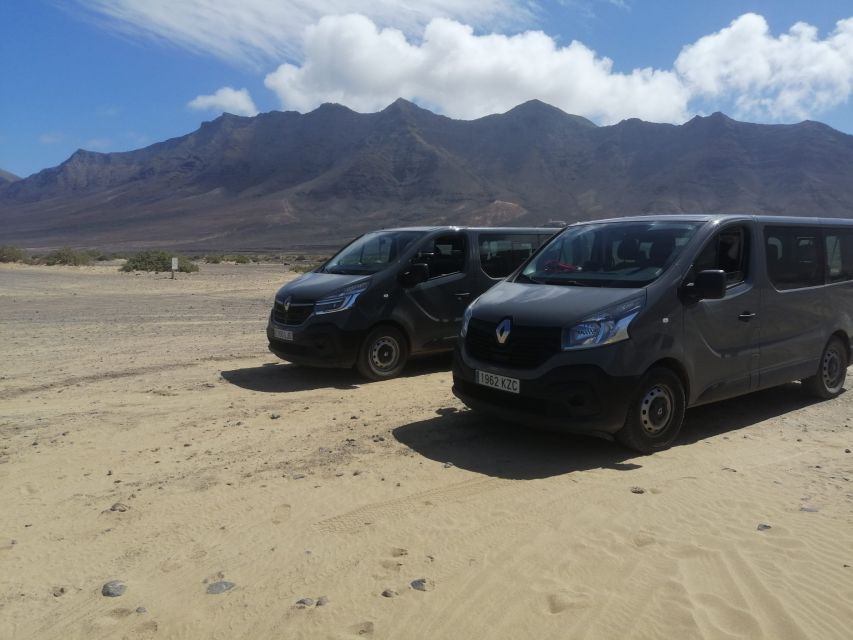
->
273;300;314;326
465;318;560;369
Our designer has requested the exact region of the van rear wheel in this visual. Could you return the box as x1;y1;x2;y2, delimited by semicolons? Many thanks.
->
802;336;847;399
356;326;408;381
617;367;686;454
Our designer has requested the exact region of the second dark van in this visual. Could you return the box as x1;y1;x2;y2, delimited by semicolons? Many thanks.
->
267;226;555;379
453;214;853;453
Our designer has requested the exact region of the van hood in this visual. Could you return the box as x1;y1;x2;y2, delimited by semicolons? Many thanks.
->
275;272;370;302
472;282;644;327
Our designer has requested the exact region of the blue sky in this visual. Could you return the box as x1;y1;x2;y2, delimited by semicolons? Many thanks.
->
2;1;852;178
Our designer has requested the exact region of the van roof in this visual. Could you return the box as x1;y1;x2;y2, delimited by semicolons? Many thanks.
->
574;214;853;227
378;226;561;232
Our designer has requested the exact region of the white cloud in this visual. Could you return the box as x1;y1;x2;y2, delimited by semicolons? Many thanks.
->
75;0;530;68
676;13;853;120
39;133;64;144
265;15;690;123
188;87;259;116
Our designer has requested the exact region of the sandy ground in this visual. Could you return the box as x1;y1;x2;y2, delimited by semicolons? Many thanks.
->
1;262;852;640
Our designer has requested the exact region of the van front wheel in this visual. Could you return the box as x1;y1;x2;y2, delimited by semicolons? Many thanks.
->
802;337;848;399
617;368;686;454
356;326;409;381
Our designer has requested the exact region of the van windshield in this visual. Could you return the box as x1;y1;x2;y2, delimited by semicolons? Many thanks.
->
322;230;426;275
517;221;700;288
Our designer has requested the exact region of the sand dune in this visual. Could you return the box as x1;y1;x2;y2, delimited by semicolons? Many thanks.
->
1;263;851;639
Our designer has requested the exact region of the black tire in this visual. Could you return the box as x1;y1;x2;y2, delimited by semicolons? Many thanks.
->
356;325;409;381
802;336;848;399
616;367;686;454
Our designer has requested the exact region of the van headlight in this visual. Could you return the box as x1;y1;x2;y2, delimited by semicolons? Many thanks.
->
562;294;644;350
314;280;369;315
460;304;475;337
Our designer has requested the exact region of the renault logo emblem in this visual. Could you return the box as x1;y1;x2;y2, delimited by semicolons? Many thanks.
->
496;318;511;344
284;296;291;312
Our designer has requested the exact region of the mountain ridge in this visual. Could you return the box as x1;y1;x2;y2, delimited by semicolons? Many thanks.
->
2;99;853;250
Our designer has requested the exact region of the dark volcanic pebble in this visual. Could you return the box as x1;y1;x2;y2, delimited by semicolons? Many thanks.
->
206;581;235;594
410;578;433;592
102;580;126;597
381;589;398;598
757;523;772;531
296;597;314;607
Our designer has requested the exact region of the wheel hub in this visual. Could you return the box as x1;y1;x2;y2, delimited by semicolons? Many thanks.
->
640;384;673;435
822;347;844;392
370;337;399;371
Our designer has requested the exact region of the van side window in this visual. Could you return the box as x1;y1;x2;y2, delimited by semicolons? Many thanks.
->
479;233;540;278
825;229;853;283
764;226;824;290
693;226;748;285
422;233;467;279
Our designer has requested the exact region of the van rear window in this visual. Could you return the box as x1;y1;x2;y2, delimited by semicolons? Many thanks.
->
764;226;824;290
825;229;853;283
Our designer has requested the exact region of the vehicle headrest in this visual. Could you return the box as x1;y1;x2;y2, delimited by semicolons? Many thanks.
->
649;236;675;266
617;238;639;260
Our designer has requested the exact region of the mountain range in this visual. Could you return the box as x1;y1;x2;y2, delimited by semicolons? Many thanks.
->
2;98;853;250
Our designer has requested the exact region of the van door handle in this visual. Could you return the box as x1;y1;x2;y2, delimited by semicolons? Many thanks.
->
454;292;471;298
738;312;757;322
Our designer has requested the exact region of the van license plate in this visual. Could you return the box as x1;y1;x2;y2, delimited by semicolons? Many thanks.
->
476;370;520;394
274;328;293;341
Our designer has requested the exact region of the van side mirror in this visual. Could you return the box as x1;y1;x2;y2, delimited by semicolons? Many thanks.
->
683;269;726;301
399;263;429;288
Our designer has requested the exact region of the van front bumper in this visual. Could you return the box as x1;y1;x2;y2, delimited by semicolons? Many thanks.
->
452;346;640;437
266;318;363;368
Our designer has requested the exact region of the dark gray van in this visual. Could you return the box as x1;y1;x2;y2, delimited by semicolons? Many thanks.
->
267;227;555;379
453;215;853;452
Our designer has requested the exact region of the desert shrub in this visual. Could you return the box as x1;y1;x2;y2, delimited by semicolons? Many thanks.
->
42;247;93;266
0;245;26;263
121;250;198;273
291;260;326;273
205;254;223;264
232;254;250;264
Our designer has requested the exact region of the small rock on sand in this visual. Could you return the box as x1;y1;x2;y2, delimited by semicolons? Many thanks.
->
109;503;129;512
52;586;66;597
136;606;147;614
757;523;772;531
381;589;398;598
102;580;126;597
800;506;819;512
206;581;235;594
270;413;281;420
316;596;329;607
630;486;645;494
410;578;434;592
296;597;314;607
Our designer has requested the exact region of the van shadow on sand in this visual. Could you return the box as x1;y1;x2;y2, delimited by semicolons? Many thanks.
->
392;383;830;480
220;354;453;393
